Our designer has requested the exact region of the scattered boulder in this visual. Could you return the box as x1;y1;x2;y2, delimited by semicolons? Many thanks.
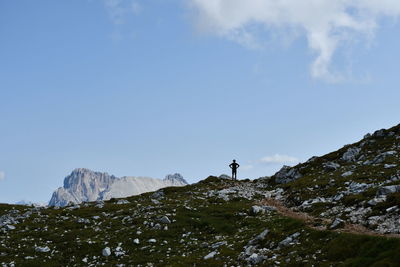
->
151;190;164;199
247;253;265;265
204;251;218;260
114;246;125;257
35;246;50;253
102;247;111;257
279;232;300;247
159;216;171;224
250;205;264;215
330;218;345;229
6;225;15;230
116;199;130;205
377;185;400;197
248;229;269;245
366;151;397;165
211;241;227;249
367;197;386;206
133;238;140;245
341;171;353;177
384;164;397;169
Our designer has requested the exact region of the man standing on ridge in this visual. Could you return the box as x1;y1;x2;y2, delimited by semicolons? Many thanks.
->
229;159;240;180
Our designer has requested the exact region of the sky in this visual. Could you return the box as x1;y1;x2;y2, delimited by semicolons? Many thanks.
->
1;0;400;204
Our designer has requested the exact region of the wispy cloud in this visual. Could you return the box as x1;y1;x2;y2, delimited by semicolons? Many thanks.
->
104;0;141;25
188;0;400;81
0;171;5;181
259;154;300;165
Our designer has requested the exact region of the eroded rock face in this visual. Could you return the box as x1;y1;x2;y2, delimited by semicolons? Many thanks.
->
341;147;361;162
49;169;188;206
274;166;302;184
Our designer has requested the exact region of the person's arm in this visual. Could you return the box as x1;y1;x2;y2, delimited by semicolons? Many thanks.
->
229;163;232;169
237;163;240;168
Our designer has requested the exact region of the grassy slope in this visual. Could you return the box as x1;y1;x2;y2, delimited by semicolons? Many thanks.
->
267;125;400;218
1;177;400;266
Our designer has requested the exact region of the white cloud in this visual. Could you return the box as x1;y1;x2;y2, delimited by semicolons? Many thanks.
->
0;171;5;181
259;154;299;165
104;0;141;25
188;0;400;81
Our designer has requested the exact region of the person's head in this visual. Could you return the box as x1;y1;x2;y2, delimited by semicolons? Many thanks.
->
233;159;236;162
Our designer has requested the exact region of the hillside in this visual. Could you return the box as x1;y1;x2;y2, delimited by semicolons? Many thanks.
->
1;125;400;266
262;124;400;235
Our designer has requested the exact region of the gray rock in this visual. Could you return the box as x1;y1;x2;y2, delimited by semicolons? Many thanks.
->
384;164;397;169
151;190;164;199
377;185;400;197
35;246;50;253
330;218;345;229
274;166;302;184
133;238;140;244
153;223;162;230
248;229;269;245
248;253;265;264
386;206;398;213
114;246;125;257
5;225;15;230
341;147;361;162
341;171;353;177
102;247;111;257
250;205;264;215
367;197;385;206
204;251;218;260
116;199;130;205
348;182;370;194
323;162;341;172
279;232;300;247
371;151;397;164
159;216;171;224
211;241;227;249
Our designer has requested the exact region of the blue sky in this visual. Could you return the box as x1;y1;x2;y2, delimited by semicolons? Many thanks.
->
1;0;400;203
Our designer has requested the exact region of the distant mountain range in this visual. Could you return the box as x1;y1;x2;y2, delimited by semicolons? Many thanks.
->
48;168;187;206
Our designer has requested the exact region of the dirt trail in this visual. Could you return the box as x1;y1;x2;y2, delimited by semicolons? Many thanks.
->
260;198;400;239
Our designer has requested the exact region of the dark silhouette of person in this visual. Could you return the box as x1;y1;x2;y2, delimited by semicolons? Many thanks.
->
229;159;240;180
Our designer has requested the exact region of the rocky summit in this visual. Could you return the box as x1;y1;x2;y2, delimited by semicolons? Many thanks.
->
1;124;400;266
48;169;188;207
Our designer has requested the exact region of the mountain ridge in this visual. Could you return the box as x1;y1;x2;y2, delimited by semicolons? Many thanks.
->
49;169;187;206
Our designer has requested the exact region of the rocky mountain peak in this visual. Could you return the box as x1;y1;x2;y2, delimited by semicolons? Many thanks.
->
163;173;188;185
63;168;116;189
49;169;187;206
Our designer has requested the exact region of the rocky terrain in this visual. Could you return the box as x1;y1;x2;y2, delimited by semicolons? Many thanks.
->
49;169;187;207
1;124;400;266
263;124;400;235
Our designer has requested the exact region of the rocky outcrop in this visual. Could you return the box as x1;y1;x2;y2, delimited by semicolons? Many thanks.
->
273;165;302;184
49;169;187;206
